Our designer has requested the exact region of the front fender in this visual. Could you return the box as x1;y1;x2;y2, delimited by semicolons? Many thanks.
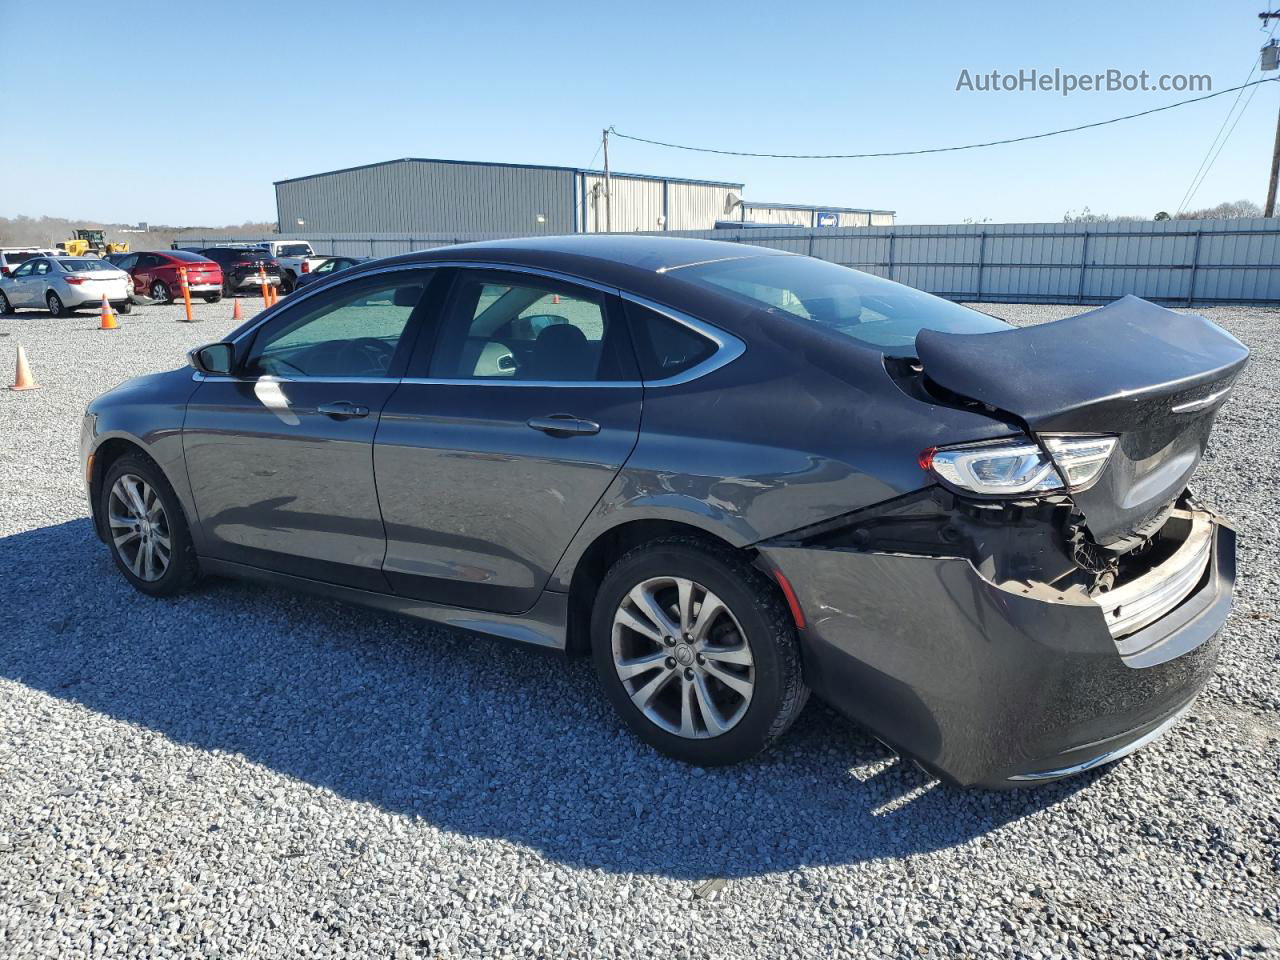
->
82;368;201;544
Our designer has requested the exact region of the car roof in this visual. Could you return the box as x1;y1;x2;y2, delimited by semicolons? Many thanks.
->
332;235;796;330
422;234;791;273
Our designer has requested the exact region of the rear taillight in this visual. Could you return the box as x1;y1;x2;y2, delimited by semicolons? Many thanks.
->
1;267;9;276
64;276;86;285
301;261;310;273
923;435;1116;496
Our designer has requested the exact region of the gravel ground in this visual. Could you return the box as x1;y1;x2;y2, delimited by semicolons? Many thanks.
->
0;296;1277;959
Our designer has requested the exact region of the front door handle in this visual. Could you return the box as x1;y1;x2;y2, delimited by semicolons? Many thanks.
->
527;414;601;437
317;400;370;419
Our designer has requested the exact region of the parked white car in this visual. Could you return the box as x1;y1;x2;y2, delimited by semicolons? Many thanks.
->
0;256;133;317
254;240;328;292
0;247;59;277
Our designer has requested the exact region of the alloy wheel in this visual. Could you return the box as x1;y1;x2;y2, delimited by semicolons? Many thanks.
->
107;473;172;582
150;281;168;302
611;575;755;738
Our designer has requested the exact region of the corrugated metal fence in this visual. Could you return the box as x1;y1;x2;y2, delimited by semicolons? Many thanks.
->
174;218;1280;305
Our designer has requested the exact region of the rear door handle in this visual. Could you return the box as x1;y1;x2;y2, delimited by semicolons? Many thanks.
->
317;401;370;419
527;414;601;437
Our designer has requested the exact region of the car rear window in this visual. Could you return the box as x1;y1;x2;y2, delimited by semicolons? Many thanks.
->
677;255;1008;357
58;259;110;272
2;251;38;265
275;244;313;257
168;250;214;262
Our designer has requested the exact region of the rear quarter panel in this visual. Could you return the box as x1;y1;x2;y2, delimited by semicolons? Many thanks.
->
549;308;1019;591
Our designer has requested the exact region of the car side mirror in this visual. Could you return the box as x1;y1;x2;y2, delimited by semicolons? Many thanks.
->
189;342;235;376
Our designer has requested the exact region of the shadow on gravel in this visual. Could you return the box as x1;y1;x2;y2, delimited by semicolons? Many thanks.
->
2;519;1095;880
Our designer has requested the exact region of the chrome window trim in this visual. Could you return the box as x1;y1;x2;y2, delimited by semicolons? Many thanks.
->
211;260;745;390
617;293;746;388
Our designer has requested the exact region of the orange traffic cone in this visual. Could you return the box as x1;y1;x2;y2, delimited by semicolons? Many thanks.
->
232;297;243;322
11;344;40;391
99;294;118;330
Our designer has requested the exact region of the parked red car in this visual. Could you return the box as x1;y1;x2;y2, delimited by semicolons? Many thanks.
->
113;251;223;304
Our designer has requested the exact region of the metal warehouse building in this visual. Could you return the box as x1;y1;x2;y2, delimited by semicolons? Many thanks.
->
734;201;895;228
275;158;745;235
274;157;894;235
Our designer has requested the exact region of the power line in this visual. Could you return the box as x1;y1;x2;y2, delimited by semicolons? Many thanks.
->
1180;77;1263;213
610;78;1280;160
1175;56;1260;214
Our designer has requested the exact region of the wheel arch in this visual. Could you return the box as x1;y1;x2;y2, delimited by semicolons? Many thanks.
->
88;436;157;540
87;432;195;546
563;516;758;656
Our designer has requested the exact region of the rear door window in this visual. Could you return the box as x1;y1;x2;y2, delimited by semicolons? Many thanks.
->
426;271;634;382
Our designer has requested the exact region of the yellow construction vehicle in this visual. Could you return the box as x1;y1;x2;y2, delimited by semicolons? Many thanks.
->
55;229;129;257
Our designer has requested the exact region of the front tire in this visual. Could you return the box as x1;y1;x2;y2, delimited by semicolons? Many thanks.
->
100;453;199;597
590;538;808;766
149;280;171;303
117;301;133;315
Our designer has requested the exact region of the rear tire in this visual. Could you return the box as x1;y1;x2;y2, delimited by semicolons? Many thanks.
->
203;294;222;303
117;301;133;315
0;291;12;314
280;273;296;294
100;453;199;597
590;537;808;766
46;292;66;317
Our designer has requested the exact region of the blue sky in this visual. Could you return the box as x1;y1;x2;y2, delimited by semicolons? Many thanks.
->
2;0;1274;225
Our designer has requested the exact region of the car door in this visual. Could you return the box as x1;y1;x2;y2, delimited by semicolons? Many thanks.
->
373;267;643;614
29;259;53;304
181;266;441;589
6;260;37;304
131;253;160;295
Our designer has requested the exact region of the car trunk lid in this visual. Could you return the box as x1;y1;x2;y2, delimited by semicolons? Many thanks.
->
914;295;1249;544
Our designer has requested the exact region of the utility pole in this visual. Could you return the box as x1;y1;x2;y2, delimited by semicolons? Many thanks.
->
601;127;612;233
1262;12;1280;215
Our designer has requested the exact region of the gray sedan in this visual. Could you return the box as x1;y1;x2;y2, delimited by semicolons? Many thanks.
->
0;256;133;316
79;235;1246;786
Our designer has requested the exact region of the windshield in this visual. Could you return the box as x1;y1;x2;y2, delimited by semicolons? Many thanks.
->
678;255;1007;356
276;244;313;257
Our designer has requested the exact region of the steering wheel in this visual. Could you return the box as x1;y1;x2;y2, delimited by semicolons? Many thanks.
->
301;337;395;376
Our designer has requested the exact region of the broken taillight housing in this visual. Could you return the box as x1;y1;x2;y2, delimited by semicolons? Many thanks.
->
925;435;1116;496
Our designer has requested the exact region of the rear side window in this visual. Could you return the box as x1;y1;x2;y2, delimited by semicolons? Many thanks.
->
2;252;37;266
624;302;717;380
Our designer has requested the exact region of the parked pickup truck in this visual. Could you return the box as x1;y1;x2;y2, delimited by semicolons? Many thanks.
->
253;241;329;293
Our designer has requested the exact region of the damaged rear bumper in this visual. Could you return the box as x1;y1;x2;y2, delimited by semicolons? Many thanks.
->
759;512;1234;788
